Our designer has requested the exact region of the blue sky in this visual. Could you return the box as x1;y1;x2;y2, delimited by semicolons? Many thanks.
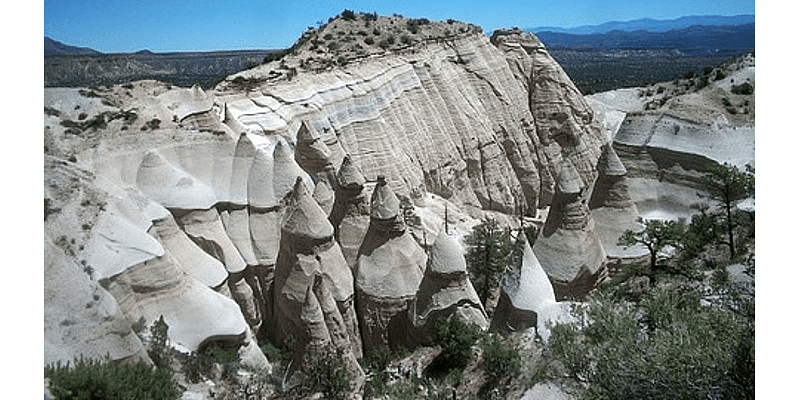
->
44;0;755;53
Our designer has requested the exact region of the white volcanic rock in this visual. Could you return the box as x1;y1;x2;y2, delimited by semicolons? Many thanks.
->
492;28;606;206
219;205;258;266
329;155;371;270
44;19;613;369
157;85;214;122
178;208;247;274
491;233;575;341
272;179;357;350
312;178;335;215
217;29;606;215
102;249;249;352
83;200;166;280
44;234;149;365
586;54;755;221
295;120;334;175
503;234;555;314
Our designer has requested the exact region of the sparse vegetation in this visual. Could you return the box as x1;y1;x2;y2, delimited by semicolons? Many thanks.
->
45;357;179;400
428;317;481;374
465;218;513;308
481;334;521;383
549;274;754;399
701;163;755;260
147;315;170;368
618;218;687;281
731;81;754;95
300;346;354;399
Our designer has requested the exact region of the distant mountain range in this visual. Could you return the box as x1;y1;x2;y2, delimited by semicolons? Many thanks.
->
44;37;102;56
531;14;754;35
534;22;754;53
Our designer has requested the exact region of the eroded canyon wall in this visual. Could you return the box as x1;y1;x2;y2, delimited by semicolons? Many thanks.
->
44;20;610;366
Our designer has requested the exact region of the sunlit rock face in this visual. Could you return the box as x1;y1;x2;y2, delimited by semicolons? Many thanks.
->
491;28;606;207
491;233;552;332
217;29;605;216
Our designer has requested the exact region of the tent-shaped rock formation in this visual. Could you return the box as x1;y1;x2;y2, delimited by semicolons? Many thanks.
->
272;178;361;357
491;233;554;333
329;156;371;270
356;176;426;356
533;160;607;300
409;231;487;344
589;142;648;260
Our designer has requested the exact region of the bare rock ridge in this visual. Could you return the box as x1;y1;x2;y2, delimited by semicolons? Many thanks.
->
44;13;621;371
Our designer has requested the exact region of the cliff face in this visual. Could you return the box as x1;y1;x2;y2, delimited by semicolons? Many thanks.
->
216;28;605;215
43;16;609;368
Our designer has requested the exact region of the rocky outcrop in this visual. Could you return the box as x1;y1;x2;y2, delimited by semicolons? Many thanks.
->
492;233;578;341
491;28;605;207
491;233;550;332
587;54;755;221
533;160;607;300
295;121;335;177
356;177;427;355
409;231;487;344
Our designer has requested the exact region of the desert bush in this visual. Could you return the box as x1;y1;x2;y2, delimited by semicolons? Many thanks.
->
549;279;754;399
340;9;356;21
428;317;480;374
301;346;353;399
481;334;521;382
731;81;754;95
45;357;179;400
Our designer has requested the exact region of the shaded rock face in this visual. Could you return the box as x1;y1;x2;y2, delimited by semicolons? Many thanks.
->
534;160;607;300
356;177;427;355
410;232;487;345
295;120;334;176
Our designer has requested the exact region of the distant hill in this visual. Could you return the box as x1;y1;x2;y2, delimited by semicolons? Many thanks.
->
44;37;102;56
44;47;283;88
535;23;755;54
531;14;754;35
